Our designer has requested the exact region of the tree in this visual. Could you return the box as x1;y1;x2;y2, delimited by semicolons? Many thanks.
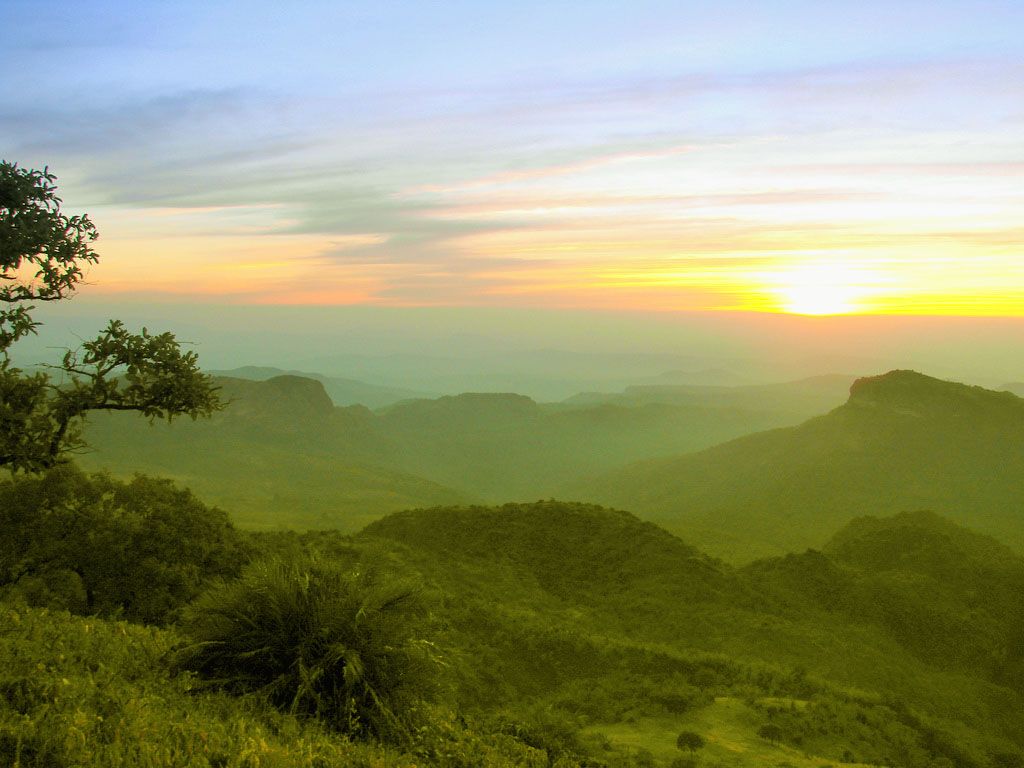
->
676;730;706;754
0;463;249;623
0;161;221;473
757;723;784;745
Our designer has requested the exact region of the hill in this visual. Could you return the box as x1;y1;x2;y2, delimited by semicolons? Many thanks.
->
346;502;1024;764
750;511;1024;688
211;365;431;408
361;501;729;606
573;370;1024;560
79;375;473;530
561;373;854;418
6;495;1024;767
79;373;844;528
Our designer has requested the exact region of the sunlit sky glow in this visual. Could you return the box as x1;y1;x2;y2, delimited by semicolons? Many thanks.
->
3;0;1023;316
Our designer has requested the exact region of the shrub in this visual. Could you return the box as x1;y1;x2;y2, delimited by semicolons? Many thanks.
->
0;464;248;623
758;723;784;744
676;730;705;753
174;555;440;743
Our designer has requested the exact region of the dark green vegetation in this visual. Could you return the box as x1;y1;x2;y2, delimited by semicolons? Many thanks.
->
78;372;851;530
576;370;1024;559
0;161;221;472
4;490;1024;767
0;465;248;623
174;556;438;742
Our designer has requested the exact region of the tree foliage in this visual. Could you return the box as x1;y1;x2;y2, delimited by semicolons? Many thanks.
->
757;722;784;744
0;464;249;623
675;730;705;753
0;160;221;473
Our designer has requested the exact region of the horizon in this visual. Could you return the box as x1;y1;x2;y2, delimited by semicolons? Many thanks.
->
16;298;1024;397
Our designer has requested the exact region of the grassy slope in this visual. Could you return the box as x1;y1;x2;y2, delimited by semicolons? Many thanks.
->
0;604;387;768
0;603;569;768
582;697;883;768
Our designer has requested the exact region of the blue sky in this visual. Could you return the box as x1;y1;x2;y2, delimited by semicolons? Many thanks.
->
2;0;1022;314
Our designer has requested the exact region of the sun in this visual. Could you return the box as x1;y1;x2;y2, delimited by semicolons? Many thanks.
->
775;261;868;316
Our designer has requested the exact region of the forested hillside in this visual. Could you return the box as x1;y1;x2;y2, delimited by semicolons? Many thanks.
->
575;371;1024;560
5;491;1023;767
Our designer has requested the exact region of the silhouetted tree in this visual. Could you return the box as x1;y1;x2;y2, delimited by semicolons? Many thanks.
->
0;161;220;473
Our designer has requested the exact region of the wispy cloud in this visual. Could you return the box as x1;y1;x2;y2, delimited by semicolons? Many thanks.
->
3;0;1022;315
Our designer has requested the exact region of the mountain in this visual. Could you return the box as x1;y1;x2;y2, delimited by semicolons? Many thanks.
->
572;370;1024;560
210;365;430;408
80;374;842;526
372;391;809;499
561;373;854;417
79;375;473;530
1002;382;1024;398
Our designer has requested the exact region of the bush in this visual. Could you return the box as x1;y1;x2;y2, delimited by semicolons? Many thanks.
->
0;464;248;623
758;723;784;744
174;555;440;743
676;730;705;753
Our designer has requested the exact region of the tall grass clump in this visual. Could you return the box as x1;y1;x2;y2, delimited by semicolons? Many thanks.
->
174;555;440;743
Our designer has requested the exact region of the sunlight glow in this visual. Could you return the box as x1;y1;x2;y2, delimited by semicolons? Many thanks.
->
773;261;874;316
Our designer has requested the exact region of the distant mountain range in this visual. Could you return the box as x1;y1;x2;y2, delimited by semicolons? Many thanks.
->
209;365;430;408
80;372;848;529
80;367;1024;567
561;373;853;415
573;370;1024;559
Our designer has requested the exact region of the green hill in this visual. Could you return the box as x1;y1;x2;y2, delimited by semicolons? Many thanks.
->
573;370;1024;560
6;494;1024;767
749;511;1024;689
347;502;1024;764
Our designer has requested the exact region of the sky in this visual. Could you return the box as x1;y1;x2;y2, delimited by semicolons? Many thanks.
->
3;0;1022;321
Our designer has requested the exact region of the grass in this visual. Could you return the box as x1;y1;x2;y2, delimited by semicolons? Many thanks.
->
0;601;564;768
582;697;882;768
